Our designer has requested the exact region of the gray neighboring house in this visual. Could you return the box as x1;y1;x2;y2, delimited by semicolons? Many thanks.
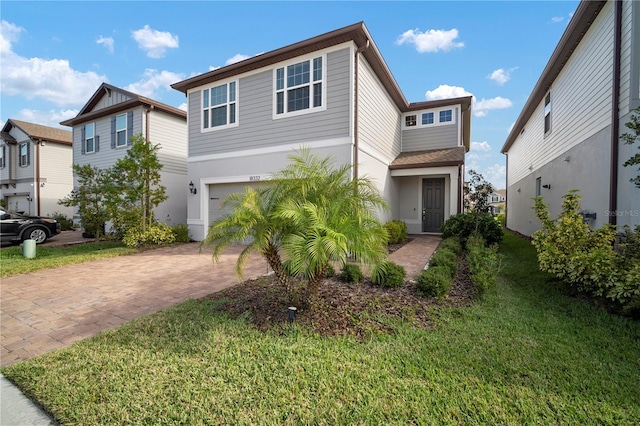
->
502;0;640;235
172;22;472;241
0;119;73;217
60;83;188;227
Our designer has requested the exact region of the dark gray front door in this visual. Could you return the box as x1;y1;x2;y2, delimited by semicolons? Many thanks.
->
422;178;445;232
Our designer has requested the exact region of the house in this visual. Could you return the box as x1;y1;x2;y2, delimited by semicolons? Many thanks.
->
0;119;73;217
501;0;640;235
60;83;188;227
488;189;506;214
171;22;472;241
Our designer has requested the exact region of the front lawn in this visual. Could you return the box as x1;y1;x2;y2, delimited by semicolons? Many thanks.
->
0;242;137;277
2;232;639;424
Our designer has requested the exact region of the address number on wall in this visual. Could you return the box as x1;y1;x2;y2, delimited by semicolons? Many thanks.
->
249;176;261;181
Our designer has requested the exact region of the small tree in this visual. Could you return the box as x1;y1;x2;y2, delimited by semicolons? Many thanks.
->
621;107;640;188
464;169;495;213
59;164;109;238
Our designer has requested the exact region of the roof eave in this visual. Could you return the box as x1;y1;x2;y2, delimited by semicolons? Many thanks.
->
389;160;464;170
60;98;186;127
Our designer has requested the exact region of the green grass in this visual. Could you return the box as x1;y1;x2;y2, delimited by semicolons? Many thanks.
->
0;242;137;277
2;232;639;424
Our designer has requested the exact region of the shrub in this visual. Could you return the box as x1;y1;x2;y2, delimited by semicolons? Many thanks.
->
371;261;406;288
171;223;191;243
416;266;451;298
440;212;503;247
123;223;176;248
325;264;336;278
438;237;462;255
496;213;506;227
50;211;74;231
428;248;457;278
339;263;364;284
466;234;503;297
384;220;408;244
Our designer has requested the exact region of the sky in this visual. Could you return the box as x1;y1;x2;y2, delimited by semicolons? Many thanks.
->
0;0;581;189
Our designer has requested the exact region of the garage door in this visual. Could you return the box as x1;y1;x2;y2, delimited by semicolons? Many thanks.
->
208;182;261;225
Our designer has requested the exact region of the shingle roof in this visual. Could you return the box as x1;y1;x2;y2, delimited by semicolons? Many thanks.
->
2;119;72;145
390;147;465;170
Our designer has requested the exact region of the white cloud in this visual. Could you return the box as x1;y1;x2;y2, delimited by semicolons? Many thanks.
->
225;54;250;65
209;65;221;71
425;85;512;117
396;28;464;53
470;141;491;152
131;25;178;59
551;16;564;23
1;21;106;107
15;108;78;128
124;69;186;98
508;122;515;134
96;36;114;53
487;67;517;85
177;102;187;112
485;164;507;188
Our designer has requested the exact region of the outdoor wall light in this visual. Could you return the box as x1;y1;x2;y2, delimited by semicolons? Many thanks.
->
542;184;551;189
188;181;197;195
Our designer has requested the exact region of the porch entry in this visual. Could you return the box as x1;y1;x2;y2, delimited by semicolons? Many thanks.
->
422;178;445;232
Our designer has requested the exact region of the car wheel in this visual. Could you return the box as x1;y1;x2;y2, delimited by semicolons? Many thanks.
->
25;228;48;244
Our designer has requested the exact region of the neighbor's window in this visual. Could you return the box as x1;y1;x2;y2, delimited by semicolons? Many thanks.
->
275;56;324;117
85;123;95;153
19;143;28;167
202;81;237;130
116;113;127;147
439;109;453;123
421;112;434;125
544;92;552;134
0;145;5;169
405;115;417;127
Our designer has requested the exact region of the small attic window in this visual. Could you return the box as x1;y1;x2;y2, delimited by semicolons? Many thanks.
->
405;115;417;127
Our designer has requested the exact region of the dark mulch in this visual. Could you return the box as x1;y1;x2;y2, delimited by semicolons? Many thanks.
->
204;255;476;338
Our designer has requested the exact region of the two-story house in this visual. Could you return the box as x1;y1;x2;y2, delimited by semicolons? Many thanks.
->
171;22;471;241
501;0;640;235
60;83;188;227
1;119;73;217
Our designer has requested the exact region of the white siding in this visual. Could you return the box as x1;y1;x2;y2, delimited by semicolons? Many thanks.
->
0;142;10;182
93;91;134;111
147;110;188;174
38;142;73;217
619;0;637;114
508;0;615;184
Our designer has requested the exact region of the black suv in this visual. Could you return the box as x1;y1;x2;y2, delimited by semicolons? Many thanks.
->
0;207;61;244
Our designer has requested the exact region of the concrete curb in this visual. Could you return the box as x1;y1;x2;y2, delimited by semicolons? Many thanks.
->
0;374;54;425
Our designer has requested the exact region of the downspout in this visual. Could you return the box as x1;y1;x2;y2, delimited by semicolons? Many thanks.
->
353;40;370;179
609;0;622;226
35;140;41;215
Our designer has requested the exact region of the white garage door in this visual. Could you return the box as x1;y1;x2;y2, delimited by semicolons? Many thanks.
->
208;182;262;225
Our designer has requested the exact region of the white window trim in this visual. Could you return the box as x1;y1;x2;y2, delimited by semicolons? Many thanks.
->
200;79;239;133
19;143;28;167
272;53;327;120
402;106;457;130
85;122;96;154
116;113;127;147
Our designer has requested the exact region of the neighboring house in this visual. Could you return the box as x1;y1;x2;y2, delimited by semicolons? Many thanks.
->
171;22;471;241
0;119;73;217
488;189;506;214
502;0;640;235
61;83;188;228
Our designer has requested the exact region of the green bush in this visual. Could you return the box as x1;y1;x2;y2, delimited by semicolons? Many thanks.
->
416;266;451;298
371;261;406;288
339;263;364;284
50;211;74;231
384;220;408;244
438;237;462;255
440;212;503;247
171;223;191;243
466;234;502;297
496;213;506;227
428;248;457;278
123;223;176;248
325;264;336;278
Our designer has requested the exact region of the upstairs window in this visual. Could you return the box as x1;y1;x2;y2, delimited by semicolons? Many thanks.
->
274;55;325;117
0;144;5;169
85;123;95;154
421;112;434;125
202;81;237;130
116;114;127;147
405;115;417;127
439;109;453;123
544;92;552;134
19;143;29;167
404;107;456;129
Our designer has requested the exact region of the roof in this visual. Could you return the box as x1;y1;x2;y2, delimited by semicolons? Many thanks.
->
1;119;72;145
60;83;186;127
501;0;607;153
389;147;465;170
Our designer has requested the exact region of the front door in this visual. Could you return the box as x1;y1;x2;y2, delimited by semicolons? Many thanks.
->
422;178;445;232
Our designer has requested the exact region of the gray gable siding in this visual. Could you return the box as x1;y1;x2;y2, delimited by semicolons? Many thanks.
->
188;48;351;157
401;124;458;152
93;91;135;112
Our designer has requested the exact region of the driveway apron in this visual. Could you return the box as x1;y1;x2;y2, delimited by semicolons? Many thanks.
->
1;243;270;367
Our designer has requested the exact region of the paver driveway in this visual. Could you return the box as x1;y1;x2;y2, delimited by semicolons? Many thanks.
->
1;243;269;367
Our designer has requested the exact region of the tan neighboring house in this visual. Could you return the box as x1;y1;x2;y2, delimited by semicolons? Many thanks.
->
488;189;506;214
0;119;73;217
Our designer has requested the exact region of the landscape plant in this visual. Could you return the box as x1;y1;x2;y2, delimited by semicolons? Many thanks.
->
59;164;109;239
370;260;406;288
416;266;451;298
384;220;407;244
427;248;457;278
440;211;503;247
466;233;503;297
621;107;640;188
339;263;364;284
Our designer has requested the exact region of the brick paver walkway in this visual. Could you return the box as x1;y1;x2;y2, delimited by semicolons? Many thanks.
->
1;235;440;367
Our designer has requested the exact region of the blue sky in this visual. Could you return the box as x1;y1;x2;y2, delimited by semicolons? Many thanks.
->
0;0;580;188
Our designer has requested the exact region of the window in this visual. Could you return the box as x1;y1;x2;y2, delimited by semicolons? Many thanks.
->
0;145;5;169
19;143;29;167
85;123;95;153
535;177;542;197
439;109;453;123
275;56;324;117
544;92;551;134
116;114;127;147
202;81;237;130
405;115;417;127
421;112;434;125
